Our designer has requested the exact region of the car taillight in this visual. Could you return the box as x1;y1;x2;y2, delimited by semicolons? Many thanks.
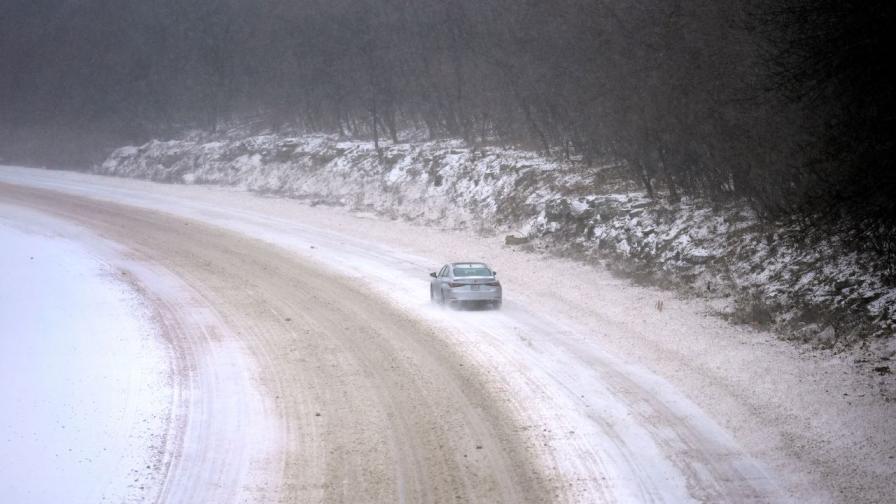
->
448;282;465;288
485;282;500;286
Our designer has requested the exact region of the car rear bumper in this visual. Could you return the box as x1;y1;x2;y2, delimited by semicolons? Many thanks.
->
445;288;502;303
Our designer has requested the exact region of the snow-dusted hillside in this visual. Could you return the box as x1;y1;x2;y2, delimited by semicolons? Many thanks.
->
98;130;895;351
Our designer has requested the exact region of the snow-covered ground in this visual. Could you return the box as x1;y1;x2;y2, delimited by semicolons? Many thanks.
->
0;203;282;503
97;130;896;346
0;170;786;502
3;165;895;502
0;206;169;503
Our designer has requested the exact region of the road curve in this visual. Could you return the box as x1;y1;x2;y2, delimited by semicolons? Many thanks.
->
6;165;896;503
0;183;555;503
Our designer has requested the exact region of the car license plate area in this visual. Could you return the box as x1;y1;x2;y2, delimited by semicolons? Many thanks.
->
471;284;481;291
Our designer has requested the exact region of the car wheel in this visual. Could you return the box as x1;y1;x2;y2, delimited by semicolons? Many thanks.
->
430;286;437;304
492;300;502;310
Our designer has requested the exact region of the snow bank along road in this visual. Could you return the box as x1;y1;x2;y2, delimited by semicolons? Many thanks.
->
0;209;173;503
1;166;894;503
0;202;281;502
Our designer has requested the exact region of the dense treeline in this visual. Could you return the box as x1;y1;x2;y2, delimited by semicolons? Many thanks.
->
1;0;894;264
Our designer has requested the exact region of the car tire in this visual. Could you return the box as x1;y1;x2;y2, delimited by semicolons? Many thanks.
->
430;286;437;304
492;300;502;310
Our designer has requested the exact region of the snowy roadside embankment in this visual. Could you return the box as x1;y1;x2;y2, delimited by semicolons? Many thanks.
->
97;131;896;348
0;201;284;503
0;208;170;503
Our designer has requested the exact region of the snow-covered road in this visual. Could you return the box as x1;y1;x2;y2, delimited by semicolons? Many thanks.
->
1;165;894;503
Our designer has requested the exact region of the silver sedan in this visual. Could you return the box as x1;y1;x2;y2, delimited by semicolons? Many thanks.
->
430;262;502;309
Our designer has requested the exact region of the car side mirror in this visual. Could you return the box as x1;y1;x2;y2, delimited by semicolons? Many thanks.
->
492;271;497;276
430;272;437;278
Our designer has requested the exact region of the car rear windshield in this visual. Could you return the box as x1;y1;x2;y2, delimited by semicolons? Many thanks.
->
453;265;492;277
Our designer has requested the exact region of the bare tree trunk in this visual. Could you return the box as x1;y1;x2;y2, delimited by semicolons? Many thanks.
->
371;98;380;153
657;145;679;202
384;106;399;143
638;160;656;199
